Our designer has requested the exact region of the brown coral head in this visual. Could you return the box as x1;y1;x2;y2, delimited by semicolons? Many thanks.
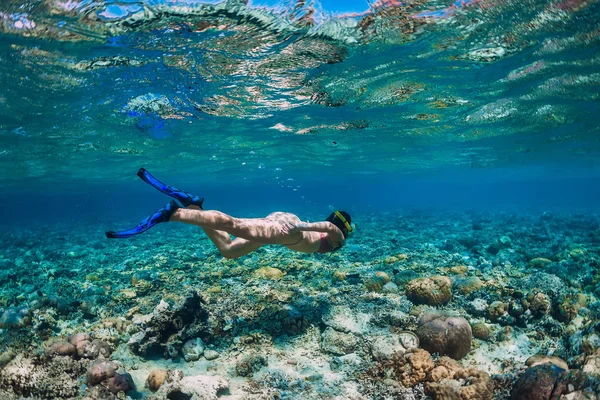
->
146;369;168;392
87;359;117;386
510;363;568;400
45;340;76;357
417;313;472;360
105;372;135;394
69;332;91;346
405;276;453;306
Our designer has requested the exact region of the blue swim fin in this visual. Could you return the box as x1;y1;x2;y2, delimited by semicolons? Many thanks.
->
137;168;204;209
105;200;180;239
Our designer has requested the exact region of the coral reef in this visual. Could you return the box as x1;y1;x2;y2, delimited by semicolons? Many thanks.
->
0;354;87;398
373;348;435;387
425;357;494;400
1;211;599;398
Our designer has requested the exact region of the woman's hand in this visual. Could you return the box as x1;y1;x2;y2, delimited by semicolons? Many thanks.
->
280;222;303;234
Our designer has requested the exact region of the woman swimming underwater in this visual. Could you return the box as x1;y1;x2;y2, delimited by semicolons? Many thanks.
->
106;169;354;259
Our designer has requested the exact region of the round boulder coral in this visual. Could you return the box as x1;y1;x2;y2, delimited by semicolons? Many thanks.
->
87;359;135;394
416;312;472;360
105;372;135;394
405;276;452;305
147;369;168;392
472;323;491;340
87;359;117;385
45;340;76;357
365;272;391;292
453;276;484;295
69;333;111;359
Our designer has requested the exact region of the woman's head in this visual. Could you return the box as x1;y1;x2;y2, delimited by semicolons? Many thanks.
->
326;211;353;239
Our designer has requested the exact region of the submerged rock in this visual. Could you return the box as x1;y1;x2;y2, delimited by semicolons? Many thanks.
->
322;305;369;334
487;301;509;323
68;333;111;359
529;257;552;269
151;370;229;400
526;354;569;371
105;372;135;395
204;349;220;360
124;93;174;116
364;271;391;292
510;363;567;400
235;354;267;377
374;348;435;387
382;281;399;294
87;359;117;385
583;350;600;378
453;276;484;295
0;307;30;329
182;338;205;362
128;291;209;358
75;56;143;70
87;359;134;394
0;351;15;368
259;303;310;336
466;47;507;62
321;327;358;355
525;292;551;317
370;334;406;361
510;362;590;400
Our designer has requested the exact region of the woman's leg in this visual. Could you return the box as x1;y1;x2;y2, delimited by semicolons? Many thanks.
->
199;226;263;259
171;208;282;244
183;205;264;258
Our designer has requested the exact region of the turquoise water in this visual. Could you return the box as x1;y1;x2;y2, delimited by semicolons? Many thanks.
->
1;0;600;399
0;0;599;196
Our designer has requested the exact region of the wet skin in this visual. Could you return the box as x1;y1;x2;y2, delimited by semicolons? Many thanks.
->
170;207;345;259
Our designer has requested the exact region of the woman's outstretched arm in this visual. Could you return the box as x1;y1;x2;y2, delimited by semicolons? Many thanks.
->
281;221;345;246
291;222;336;233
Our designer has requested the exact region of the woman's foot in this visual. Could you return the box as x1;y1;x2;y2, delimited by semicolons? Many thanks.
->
105;201;180;239
137;168;204;208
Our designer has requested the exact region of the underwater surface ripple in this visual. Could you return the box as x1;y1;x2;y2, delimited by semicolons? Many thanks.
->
0;0;598;186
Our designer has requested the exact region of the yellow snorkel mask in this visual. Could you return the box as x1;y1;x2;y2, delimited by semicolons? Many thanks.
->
334;210;355;236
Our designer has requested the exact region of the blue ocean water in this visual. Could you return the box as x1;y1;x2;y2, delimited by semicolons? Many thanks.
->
0;0;600;398
0;0;598;210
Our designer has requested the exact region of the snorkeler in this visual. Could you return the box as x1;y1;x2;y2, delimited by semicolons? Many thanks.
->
105;169;353;258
